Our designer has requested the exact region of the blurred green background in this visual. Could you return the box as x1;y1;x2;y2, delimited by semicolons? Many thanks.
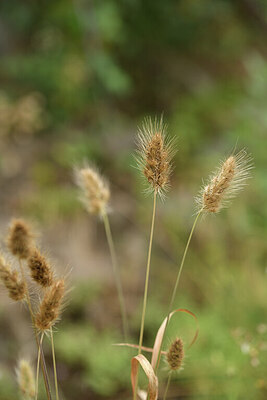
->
0;1;266;399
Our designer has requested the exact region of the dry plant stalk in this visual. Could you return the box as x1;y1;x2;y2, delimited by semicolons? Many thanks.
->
75;166;110;216
133;117;175;399
75;164;128;340
17;359;35;399
0;255;26;301
35;279;65;331
27;249;53;287
7;219;33;259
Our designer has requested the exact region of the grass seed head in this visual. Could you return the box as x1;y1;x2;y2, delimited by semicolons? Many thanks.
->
75;166;110;216
27;248;53;287
166;337;184;371
196;150;252;213
137;117;175;196
17;359;35;399
35;279;65;331
0;255;26;301
7;219;33;259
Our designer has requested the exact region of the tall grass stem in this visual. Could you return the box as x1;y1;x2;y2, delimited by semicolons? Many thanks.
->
163;372;172;400
155;210;202;372
50;328;59;400
134;190;157;400
102;211;129;341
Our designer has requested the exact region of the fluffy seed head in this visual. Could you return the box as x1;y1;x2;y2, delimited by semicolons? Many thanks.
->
27;248;53;287
137;117;175;196
35;279;65;331
7;219;33;259
17;359;35;399
0;255;26;301
196;150;252;213
166;338;184;371
75;166;110;216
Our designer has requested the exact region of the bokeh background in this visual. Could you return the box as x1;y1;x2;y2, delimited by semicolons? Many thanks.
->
0;1;266;399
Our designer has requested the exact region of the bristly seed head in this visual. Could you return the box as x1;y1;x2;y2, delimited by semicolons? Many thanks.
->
196;150;253;214
166;338;184;371
75;166;110;216
7;219;33;259
17;359;35;399
35;279;65;331
0;255;26;301
27;248;53;287
136;117;175;197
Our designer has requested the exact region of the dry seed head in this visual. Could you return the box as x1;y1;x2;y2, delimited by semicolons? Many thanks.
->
166;338;184;371
7;219;33;259
35;279;65;331
27;248;53;287
0;255;26;301
196;150;252;213
137;117;175;196
75;166;110;216
17;359;35;399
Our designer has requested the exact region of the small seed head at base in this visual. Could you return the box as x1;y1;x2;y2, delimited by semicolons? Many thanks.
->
17;359;35;399
196;150;252;214
136;117;175;197
166;338;184;372
0;255;26;301
35;279;65;331
7;219;33;259
75;165;110;216
27;248;53;287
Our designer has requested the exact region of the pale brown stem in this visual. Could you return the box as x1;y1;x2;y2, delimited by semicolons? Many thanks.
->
134;190;157;400
50;328;59;400
154;211;202;373
102;211;129;341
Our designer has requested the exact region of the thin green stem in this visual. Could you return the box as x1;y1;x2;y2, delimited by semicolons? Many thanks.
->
35;333;44;400
155;210;202;372
102;211;129;341
19;260;52;400
134;190;157;400
50;328;59;400
163;372;172;400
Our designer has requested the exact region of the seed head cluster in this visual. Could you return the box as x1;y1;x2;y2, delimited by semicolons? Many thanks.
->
137;117;175;196
7;219;33;259
196;150;252;213
75;166;110;216
166;338;184;371
35;279;65;331
0;255;26;301
27;248;53;287
17;359;35;399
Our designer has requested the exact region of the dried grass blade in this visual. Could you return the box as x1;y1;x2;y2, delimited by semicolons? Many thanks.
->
131;354;158;400
151;308;198;369
114;343;167;355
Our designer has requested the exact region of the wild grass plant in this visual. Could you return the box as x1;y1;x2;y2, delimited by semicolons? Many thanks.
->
0;116;253;400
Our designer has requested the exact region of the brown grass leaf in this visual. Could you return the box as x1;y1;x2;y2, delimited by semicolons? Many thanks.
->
151;308;198;369
131;354;158;400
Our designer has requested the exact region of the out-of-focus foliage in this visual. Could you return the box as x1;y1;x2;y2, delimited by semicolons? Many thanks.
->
0;0;266;399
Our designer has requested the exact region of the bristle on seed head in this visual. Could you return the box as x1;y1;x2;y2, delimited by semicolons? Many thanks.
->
0;255;26;301
35;279;65;331
75;166;110;216
7;219;33;259
136;117;175;196
17;359;35;399
27;248;53;287
166;338;184;371
196;150;252;214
